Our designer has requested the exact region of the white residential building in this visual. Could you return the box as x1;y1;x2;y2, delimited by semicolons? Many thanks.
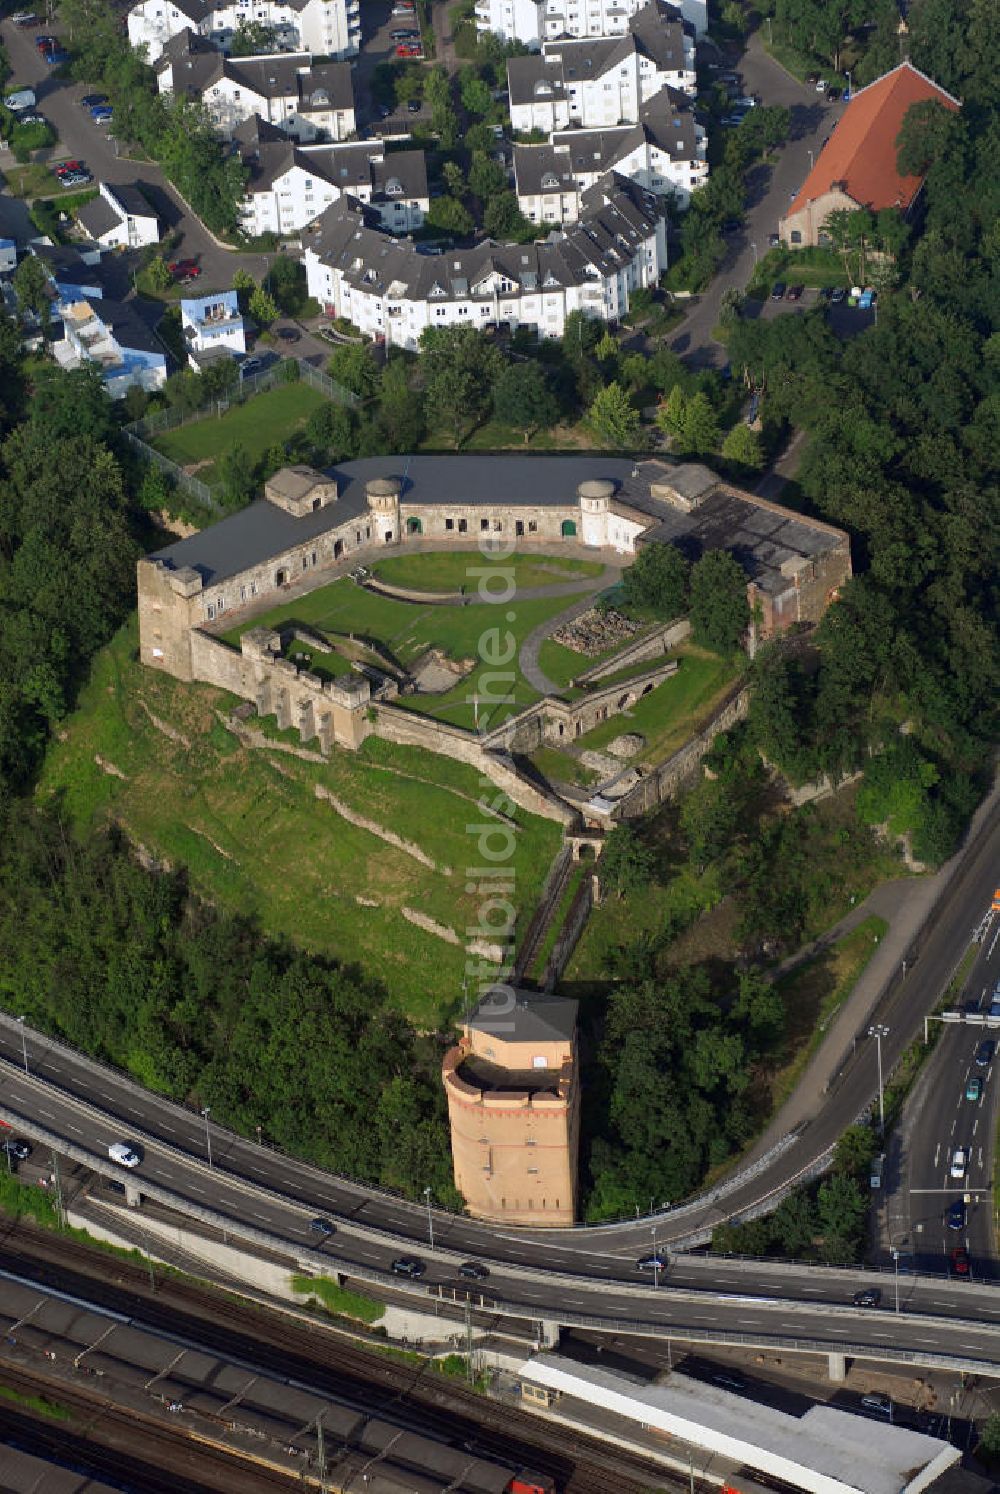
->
76;181;161;249
53;296;167;397
159;43;356;141
235;121;428;237
302;173;667;351
515;89;706;221
476;0;706;50
127;0;360;65
508;3;696;135
180;288;247;368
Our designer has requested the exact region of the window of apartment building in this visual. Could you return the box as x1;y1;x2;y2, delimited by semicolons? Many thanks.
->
527;1167;539;1175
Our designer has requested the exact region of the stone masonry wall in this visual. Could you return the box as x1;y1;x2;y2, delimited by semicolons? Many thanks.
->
572;618;691;685
611;685;751;820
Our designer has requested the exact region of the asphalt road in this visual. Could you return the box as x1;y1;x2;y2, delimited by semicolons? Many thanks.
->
669;28;848;367
884;928;1000;1280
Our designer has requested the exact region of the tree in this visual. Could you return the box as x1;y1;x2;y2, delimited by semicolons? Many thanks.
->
483;191;533;241
833;1124;877;1179
248;285;279;327
219;442;256;509
492;361;557;441
621;543;689;618
305;401;356;461
587;382;641;448
229;18;276;54
147;256;173;293
721;422;764;471
979;1415;1000;1461
599;824;656;898
13;255;51;329
427;195;474;236
327;343;381;399
816;1173;867;1261
442;160;465;197
459;68;492;117
689;550;750;653
677;391;720;457
468;150;506;201
656;383;687;441
419;325;502;443
680;777;741;871
376;357;427;451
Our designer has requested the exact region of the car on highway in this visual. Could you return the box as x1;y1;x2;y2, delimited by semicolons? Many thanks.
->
458;1261;489;1280
80;93;109;110
635;1253;669;1272
946;1199;966;1231
950;1147;969;1180
771;282;786;300
391;1256;426;1278
3;1139;32;1161
950;1247;970;1276
309;1217;336;1238
861;1393;892;1417
975;1039;995;1067
966;1075;983;1101
108;1141;142;1168
12;13;40;24
852;1288;881;1308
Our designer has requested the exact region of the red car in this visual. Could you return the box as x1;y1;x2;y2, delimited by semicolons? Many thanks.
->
55;159;83;177
168;258;201;280
395;42;422;56
951;1247;970;1276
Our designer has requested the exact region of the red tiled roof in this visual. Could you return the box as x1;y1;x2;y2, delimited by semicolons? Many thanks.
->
786;62;959;221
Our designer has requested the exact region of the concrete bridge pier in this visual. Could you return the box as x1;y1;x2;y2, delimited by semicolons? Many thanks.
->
125;1183;142;1208
828;1352;848;1383
536;1320;562;1349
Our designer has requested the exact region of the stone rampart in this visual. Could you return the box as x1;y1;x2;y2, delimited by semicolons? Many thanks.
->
611;685;751;820
572;618;691;685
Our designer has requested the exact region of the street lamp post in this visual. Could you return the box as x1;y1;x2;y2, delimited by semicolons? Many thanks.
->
652;1224;660;1290
868;1024;889;1132
891;1247;900;1313
845;70;852;99
807;149;814;171
424;1186;434;1251
750;241;758;266
766;15;772;44
201;1106;213;1169
16;1017;28;1075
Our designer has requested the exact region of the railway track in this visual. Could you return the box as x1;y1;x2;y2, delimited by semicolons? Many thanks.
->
0;1220;698;1493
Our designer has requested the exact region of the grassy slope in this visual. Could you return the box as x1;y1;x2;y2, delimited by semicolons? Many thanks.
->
570;645;737;763
152;383;328;482
38;621;561;1028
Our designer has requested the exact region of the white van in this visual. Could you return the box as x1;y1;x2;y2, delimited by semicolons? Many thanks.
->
3;88;37;112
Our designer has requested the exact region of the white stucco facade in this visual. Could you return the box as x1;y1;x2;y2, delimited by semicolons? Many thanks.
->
477;0;706;48
127;0;359;64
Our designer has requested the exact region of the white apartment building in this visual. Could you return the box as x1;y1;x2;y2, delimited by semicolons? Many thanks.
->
302;174;667;351
127;0;360;65
476;0;706;50
515;89;706;221
180;288;247;369
235;125;428;237
159;43;356;140
76;181;161;249
508;3;695;134
53;297;167;397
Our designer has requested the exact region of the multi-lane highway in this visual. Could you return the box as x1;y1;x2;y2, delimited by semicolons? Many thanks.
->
885;921;1000;1279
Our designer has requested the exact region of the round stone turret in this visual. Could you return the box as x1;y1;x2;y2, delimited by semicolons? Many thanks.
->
366;476;401;545
577;479;614;514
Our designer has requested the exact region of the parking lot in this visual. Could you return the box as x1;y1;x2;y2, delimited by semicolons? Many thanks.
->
353;0;431;133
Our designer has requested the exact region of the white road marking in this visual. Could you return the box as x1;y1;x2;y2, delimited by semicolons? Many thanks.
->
950;1119;956;1135
973;1119;978;1137
934;1143;941;1168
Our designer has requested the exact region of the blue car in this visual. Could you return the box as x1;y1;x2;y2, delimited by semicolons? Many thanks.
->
947;1200;966;1231
91;105;113;122
44;47;69;63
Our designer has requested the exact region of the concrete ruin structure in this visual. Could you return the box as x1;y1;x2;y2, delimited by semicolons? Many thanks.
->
442;988;580;1226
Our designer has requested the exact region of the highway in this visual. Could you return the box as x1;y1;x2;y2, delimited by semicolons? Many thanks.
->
884;921;1000;1280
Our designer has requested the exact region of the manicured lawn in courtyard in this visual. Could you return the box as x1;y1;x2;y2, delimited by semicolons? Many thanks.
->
571;645;738;764
38;622;561;1027
222;575;600;731
371;550;603;593
152;383;329;483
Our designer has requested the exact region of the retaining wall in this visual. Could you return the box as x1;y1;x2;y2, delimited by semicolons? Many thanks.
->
612;685;751;820
572;618;691;685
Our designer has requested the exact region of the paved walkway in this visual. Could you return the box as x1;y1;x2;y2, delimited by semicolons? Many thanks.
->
518;566;622;694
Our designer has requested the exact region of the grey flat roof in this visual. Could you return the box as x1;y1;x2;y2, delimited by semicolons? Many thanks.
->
76;197;120;241
469;987;578;1044
149;456;846;596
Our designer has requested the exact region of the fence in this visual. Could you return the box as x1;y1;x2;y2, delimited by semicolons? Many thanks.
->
124;358;358;511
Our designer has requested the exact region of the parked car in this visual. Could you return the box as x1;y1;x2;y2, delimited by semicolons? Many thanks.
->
309;1217;336;1238
3;88;37;112
108;1141;142;1168
18;112;46;126
168;258;200;279
786;284;804;301
391;1256;426;1278
12;13;40;25
240;356;262;379
90;104;113;121
830;286;846;304
277;326;300;342
80;93;109;110
770;282;786;300
55;159;84;176
3;1139;32;1161
391;29;419;40
852;1288;881;1308
815;78;827;91
44;48;70;64
34;35;56;50
826;86;841;100
406;97;422;112
60;171;92;187
975;1039;995;1067
768;232;780;248
861;1393;892;1416
950;1247;970;1276
458;1261;489;1280
950;1147;969;1180
946;1199;966;1231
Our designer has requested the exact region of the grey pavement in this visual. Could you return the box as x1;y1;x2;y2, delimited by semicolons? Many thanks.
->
667;28;848;368
518;565;621;694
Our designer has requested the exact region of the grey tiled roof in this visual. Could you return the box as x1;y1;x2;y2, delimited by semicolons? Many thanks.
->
468;987;578;1045
507;53;566;107
76;197;120;241
513;142;576;197
105;182;157;220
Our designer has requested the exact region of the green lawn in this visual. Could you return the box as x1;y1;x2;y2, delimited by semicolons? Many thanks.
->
152;383;329;483
38;621;561;1027
571;645;737;763
529;744;600;790
282;637;353;679
371;550;603;593
221;576;600;731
